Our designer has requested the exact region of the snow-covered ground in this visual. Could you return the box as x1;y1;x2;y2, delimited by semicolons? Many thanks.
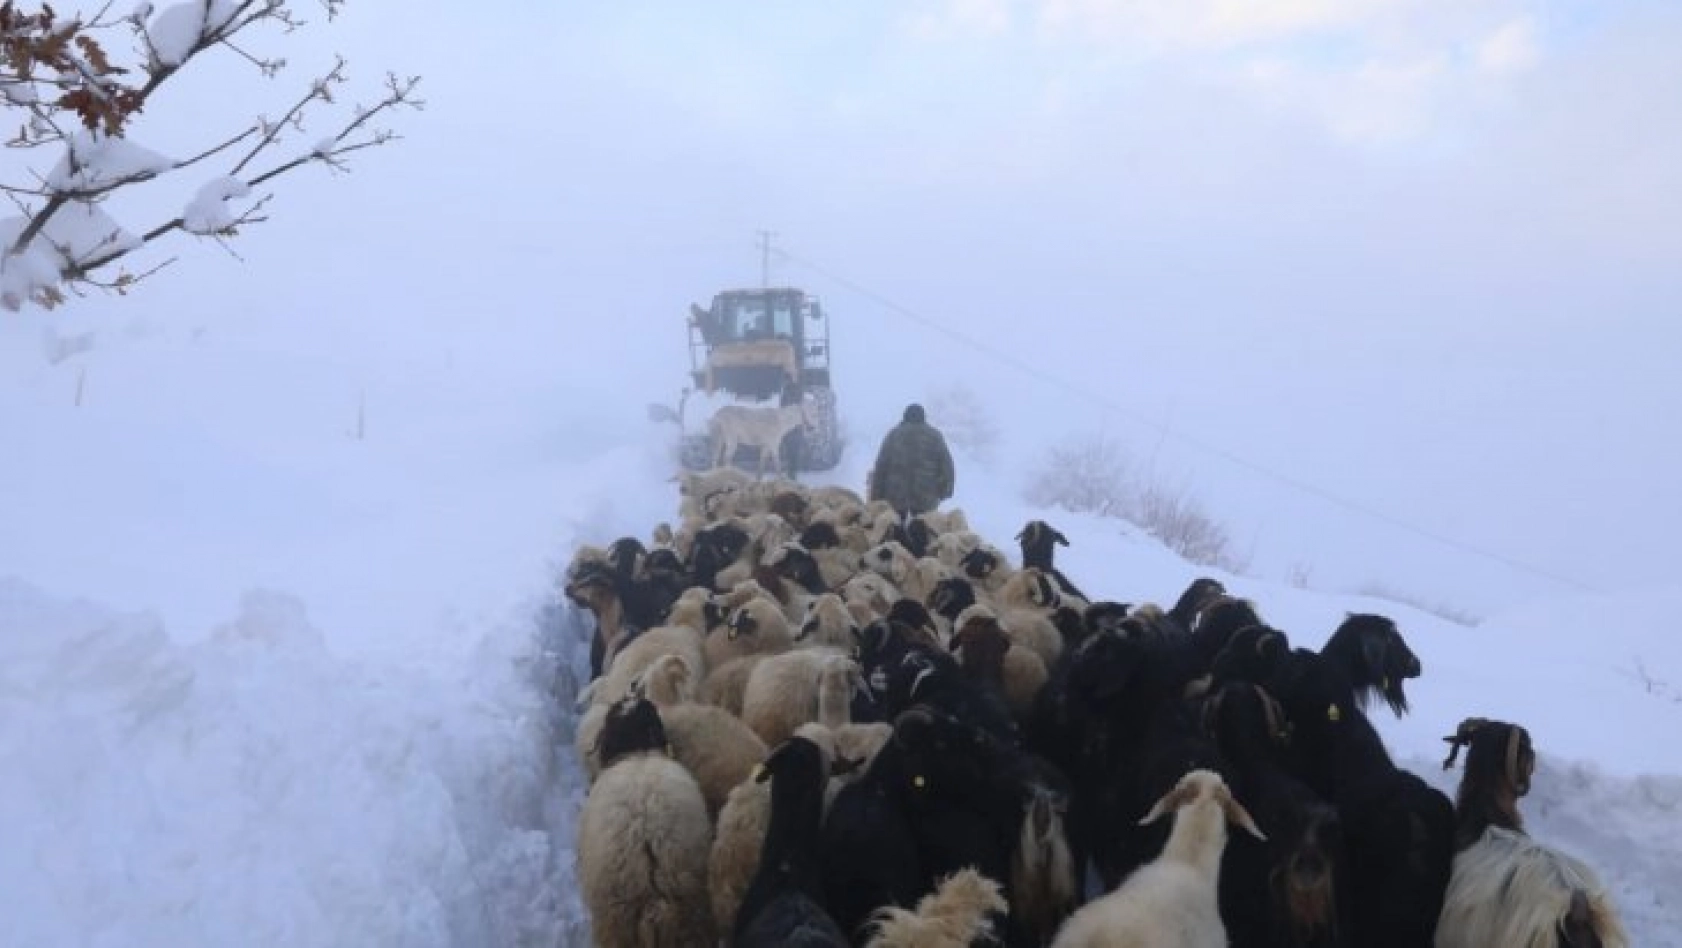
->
2;312;1678;947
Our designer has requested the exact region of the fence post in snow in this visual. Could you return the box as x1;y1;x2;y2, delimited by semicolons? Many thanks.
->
352;387;366;441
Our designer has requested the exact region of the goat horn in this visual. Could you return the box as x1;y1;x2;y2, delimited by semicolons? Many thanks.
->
1505;724;1531;796
1441;716;1494;770
1254;684;1287;743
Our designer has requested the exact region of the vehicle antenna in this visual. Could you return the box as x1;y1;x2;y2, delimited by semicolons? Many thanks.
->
756;229;777;288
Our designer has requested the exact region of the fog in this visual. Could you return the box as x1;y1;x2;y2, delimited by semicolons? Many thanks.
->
17;0;1680;616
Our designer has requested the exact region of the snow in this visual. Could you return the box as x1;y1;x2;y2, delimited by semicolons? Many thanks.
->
45;131;175;195
0;220;64;312
1;203;143;310
147;0;244;67
1;314;1678;946
183;176;253;235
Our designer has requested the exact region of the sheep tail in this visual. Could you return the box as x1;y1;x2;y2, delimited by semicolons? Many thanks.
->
865;868;1009;948
1011;791;1078;944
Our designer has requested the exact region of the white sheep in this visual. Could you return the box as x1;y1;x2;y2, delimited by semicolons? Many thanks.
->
995;566;1061;612
701;653;768;717
919;507;972;535
571;618;707;784
843;570;901;618
709;775;771;937
1050;769;1264;948
708;401;815;476
576;698;716;948
846;597;879;629
634;653;769;821
814;654;891;811
796;593;858;651
740;646;848;748
929;530;986;571
1435;827;1628;948
703;595;793;673
864;868;1009;948
677;466;754;522
808;484;865;511
960;542;1017;596
591;621;708;711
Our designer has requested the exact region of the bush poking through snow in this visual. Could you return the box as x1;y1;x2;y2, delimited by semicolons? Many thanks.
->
1024;432;1247;572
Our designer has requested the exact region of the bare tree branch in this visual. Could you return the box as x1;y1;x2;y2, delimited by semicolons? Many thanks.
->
1;0;420;311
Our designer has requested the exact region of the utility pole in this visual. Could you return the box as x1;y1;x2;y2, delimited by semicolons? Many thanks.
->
756;229;777;287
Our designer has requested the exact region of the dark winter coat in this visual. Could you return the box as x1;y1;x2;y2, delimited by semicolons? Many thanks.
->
869;405;955;515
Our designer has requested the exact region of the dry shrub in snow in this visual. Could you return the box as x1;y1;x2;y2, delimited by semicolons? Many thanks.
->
0;0;422;311
1025;432;1247;572
1023;432;1131;519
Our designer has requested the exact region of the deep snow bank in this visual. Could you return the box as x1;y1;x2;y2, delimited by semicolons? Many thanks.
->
0;576;594;948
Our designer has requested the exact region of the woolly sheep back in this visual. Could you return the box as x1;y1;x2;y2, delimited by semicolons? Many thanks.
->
576;753;715;948
741;647;847;748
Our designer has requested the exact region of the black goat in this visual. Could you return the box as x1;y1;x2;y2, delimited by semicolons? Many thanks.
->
892;705;1072;947
821;731;927;942
1213;617;1421;723
1016;520;1090;603
885;598;943;647
1081;601;1132;640
1319;613;1422;717
927;576;980;627
1440;716;1536;852
690;521;751;591
1209;623;1294;689
1166;576;1228;635
735;736;850;947
1272;651;1454;948
1035;627;1227;890
1204;681;1351;948
1161;595;1264;695
882;644;1020;746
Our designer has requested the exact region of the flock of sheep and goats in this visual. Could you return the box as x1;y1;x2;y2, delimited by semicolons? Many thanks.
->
560;466;1627;948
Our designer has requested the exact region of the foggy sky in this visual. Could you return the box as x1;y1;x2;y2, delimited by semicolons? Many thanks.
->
17;0;1680;616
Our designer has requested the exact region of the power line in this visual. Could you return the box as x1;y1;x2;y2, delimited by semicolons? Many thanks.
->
778;246;1602;596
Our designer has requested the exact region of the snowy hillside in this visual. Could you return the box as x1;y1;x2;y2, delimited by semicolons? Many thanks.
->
2;315;1678;947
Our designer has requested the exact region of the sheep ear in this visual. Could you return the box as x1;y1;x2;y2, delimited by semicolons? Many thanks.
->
1217;786;1268;841
1138;783;1196;825
1053;529;1069;546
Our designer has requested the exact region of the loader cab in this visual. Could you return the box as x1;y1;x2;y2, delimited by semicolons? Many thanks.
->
689;287;831;399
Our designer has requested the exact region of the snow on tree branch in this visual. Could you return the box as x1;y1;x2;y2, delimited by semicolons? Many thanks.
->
0;0;420;311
